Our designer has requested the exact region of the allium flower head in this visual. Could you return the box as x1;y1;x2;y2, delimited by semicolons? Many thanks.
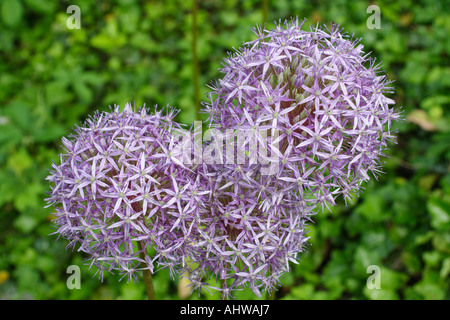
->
184;162;311;299
192;18;402;297
204;17;402;208
45;103;203;281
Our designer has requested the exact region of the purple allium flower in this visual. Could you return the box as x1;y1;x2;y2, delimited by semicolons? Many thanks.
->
188;18;402;298
45;103;203;282
183;161;311;299
180;127;313;299
203;17;402;208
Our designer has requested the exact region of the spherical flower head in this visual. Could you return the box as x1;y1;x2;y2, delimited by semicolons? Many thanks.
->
45;103;201;282
182;149;312;299
203;17;402;210
188;18;403;298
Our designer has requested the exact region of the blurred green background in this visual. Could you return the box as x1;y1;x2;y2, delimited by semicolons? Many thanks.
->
0;0;449;300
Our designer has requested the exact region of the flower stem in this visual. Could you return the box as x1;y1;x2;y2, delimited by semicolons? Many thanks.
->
262;0;269;25
138;241;156;300
192;0;200;120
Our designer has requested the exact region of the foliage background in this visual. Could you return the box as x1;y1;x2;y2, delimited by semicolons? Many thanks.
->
0;0;449;300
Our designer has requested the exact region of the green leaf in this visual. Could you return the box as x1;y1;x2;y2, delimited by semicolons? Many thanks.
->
1;0;23;27
322;276;345;299
14;182;44;213
427;197;450;230
432;232;450;254
13;264;40;293
119;281;144;300
413;277;446;300
423;251;442;268
401;252;422;274
45;82;72;107
354;193;386;222
33;124;66;143
73;81;93;104
378;267;407;291
13;214;38;234
0;124;22;150
24;0;56;13
35;255;56;273
130;32;157;52
289;283;315;300
4;100;32;132
441;174;450;195
440;257;450;280
7;148;33;176
354;246;381;274
414;230;434;245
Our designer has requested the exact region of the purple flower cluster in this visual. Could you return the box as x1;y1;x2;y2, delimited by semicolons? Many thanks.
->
192;18;401;297
204;18;401;208
183;162;311;298
45;104;205;282
45;18;401;299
